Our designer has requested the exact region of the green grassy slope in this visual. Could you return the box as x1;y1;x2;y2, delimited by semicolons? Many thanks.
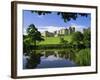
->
38;35;72;45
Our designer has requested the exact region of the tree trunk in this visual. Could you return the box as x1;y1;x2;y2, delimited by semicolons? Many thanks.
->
34;40;36;47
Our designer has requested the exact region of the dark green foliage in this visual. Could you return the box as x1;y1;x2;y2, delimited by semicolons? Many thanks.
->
72;31;84;42
60;37;68;44
31;11;89;22
59;37;69;48
25;50;42;69
23;11;91;68
31;11;51;15
27;24;44;46
35;44;72;50
71;31;84;49
23;35;32;53
75;48;91;66
23;29;91;51
83;29;91;41
23;24;44;53
60;37;65;43
83;29;91;48
24;48;91;68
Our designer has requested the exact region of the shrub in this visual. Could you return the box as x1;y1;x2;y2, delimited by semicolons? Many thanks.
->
75;48;91;66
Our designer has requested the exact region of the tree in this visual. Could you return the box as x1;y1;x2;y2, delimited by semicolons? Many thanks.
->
27;24;44;46
23;35;32;53
60;37;69;48
25;50;42;69
72;31;83;42
60;37;65;44
75;48;91;66
60;37;68;44
83;29;91;48
72;31;84;48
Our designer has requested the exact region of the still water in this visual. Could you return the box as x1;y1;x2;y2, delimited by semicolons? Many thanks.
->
23;49;78;69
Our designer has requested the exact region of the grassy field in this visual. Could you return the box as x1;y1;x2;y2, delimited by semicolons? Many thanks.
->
38;35;72;45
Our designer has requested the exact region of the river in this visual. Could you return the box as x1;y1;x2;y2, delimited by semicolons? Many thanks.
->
23;49;78;69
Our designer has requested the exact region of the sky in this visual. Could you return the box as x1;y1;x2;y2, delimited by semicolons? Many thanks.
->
23;10;91;34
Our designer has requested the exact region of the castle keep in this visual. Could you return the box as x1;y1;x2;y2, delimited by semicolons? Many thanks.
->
41;26;75;37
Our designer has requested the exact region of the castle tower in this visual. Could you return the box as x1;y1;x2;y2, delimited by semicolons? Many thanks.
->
72;27;75;33
68;26;75;34
69;27;73;34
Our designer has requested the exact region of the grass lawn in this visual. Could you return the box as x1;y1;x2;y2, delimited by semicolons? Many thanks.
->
38;35;72;45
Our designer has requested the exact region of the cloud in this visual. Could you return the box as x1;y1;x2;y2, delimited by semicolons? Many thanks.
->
71;25;84;32
23;26;64;34
23;24;89;35
23;28;27;35
37;15;43;18
69;23;88;32
38;26;64;33
37;25;87;33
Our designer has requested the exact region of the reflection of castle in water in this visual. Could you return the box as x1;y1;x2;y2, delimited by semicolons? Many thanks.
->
23;50;77;69
41;50;75;61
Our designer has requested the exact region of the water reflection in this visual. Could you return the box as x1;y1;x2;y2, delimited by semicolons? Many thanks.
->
23;49;78;69
23;50;43;69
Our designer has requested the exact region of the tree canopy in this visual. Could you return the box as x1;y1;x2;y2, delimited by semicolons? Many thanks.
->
83;29;91;48
27;24;44;46
31;11;88;22
72;31;84;43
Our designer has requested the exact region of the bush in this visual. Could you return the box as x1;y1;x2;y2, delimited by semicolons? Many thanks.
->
75;48;91;66
36;44;70;49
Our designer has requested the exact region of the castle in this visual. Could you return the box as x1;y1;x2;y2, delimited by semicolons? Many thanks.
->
41;26;75;37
